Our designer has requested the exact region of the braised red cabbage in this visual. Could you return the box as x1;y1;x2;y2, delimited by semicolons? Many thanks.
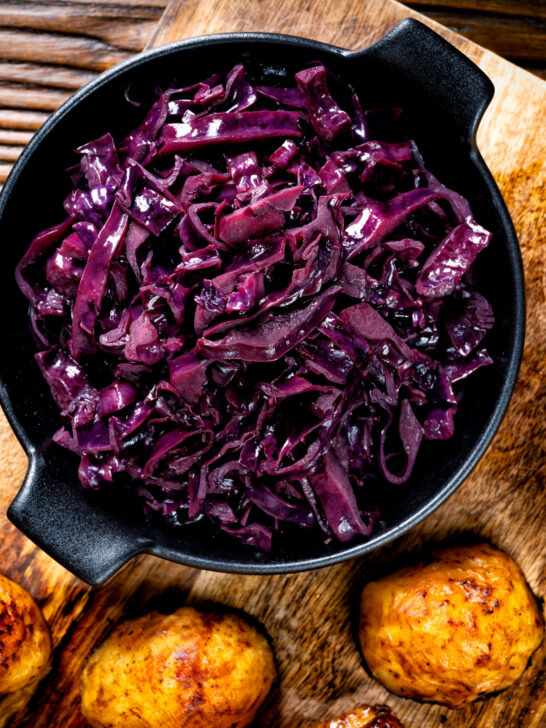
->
16;63;494;551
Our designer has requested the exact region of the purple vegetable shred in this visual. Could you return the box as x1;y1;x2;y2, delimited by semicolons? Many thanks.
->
16;63;494;550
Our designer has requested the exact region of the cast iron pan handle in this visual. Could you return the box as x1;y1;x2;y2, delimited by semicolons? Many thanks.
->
352;18;494;142
8;449;149;585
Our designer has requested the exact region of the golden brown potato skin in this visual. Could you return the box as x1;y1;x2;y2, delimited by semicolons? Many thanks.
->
0;573;51;694
359;543;544;709
313;704;403;727
80;606;276;728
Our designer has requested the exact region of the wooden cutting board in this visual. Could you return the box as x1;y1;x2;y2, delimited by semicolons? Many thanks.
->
0;1;544;726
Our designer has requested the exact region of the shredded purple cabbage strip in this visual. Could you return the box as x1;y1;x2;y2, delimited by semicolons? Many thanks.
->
16;63;494;551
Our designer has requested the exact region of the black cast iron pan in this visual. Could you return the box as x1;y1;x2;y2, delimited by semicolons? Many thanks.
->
0;19;524;585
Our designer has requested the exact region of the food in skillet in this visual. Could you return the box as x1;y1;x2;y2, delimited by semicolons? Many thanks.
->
313;704;404;727
359;543;544;708
17;63;495;551
0;573;51;694
80;605;275;728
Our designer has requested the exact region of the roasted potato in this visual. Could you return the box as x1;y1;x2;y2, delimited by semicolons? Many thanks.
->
359;543;544;708
0;573;51;694
313;704;403;727
80;605;275;728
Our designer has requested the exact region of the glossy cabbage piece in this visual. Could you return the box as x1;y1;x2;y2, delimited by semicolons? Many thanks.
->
16;62;494;551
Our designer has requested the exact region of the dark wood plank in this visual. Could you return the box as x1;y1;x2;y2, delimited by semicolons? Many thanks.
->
0;162;13;182
408;0;546;76
408;0;546;18
0;109;49;131
0;84;71;111
0;28;135;71
0;1;162;52
0;63;96;90
0;144;24;161
411;10;546;61
0;130;32;145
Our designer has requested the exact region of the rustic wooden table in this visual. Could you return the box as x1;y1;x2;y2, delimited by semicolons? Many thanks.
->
0;2;545;728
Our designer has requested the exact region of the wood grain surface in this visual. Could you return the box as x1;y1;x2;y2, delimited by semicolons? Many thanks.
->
0;1;545;727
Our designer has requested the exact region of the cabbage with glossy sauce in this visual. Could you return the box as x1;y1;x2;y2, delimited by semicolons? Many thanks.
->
16;63;494;551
